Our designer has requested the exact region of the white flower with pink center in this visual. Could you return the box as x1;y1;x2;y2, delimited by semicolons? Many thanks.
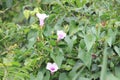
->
46;62;59;74
36;13;49;27
57;30;66;41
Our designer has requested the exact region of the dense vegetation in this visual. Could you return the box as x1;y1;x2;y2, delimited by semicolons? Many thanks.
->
0;0;120;80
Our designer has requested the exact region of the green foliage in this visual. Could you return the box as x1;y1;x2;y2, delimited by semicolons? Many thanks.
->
0;0;120;80
84;33;96;52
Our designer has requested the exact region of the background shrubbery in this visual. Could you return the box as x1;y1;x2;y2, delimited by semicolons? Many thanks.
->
0;0;120;80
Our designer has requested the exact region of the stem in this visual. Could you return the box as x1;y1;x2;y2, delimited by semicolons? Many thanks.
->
100;43;108;80
2;64;8;80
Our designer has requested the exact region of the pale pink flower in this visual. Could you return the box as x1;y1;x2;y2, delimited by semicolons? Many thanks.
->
57;30;66;41
36;13;49;27
46;62;59;74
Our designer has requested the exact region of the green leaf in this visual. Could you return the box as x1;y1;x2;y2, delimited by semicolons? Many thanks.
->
41;0;56;4
54;14;66;30
64;36;76;53
65;36;73;52
67;59;75;66
115;67;120;79
30;74;36;80
79;39;86;49
29;17;36;25
106;72;119;80
106;29;116;47
50;53;64;68
6;0;13;8
75;0;87;7
78;50;92;68
43;71;50;80
78;77;90;80
56;0;65;9
27;29;38;49
59;73;69;80
43;25;53;37
62;64;72;71
114;46;120;56
84;33;96;51
23;10;30;20
69;21;80;36
36;71;43;80
71;62;83;73
71;63;85;80
33;7;39;14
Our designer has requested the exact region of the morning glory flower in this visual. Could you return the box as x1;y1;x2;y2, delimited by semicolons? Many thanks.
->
36;13;49;27
57;30;66;41
46;62;59;74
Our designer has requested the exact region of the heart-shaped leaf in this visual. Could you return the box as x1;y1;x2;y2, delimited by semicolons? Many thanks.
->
84;33;96;51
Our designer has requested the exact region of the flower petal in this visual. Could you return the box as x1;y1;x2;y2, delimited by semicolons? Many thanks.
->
46;62;52;70
36;13;49;20
57;30;66;40
53;63;59;71
36;13;49;26
46;62;59;73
